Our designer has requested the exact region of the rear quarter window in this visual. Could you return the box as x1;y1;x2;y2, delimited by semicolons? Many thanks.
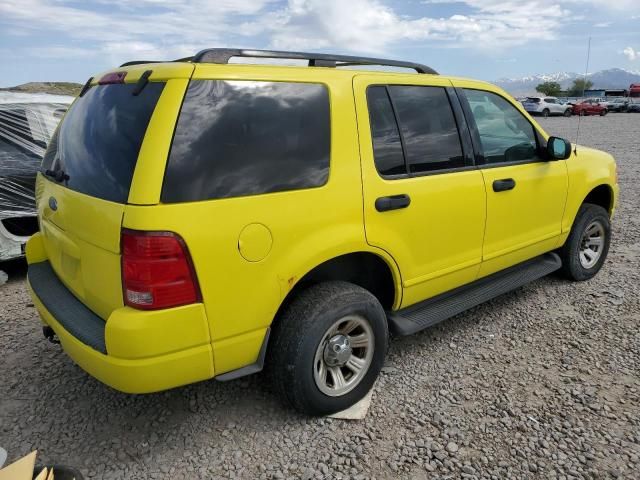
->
162;80;331;203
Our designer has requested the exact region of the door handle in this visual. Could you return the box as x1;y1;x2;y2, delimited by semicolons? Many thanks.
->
375;194;411;212
493;178;516;192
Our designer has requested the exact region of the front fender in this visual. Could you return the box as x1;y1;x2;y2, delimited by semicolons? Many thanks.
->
562;146;618;233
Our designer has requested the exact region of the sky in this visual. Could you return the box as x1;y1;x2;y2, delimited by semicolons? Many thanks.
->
1;0;639;87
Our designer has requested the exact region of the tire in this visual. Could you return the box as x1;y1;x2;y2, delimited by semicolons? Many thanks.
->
542;108;550;118
560;204;611;281
579;110;586;116
564;109;572;117
268;281;388;416
600;109;608;116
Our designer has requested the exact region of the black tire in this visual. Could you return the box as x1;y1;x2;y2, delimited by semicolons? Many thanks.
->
268;281;388;416
564;108;572;117
600;109;608;116
579;110;587;116
542;108;550;118
560;204;611;281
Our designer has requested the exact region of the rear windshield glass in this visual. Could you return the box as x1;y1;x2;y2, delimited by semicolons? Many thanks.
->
42;82;165;203
162;80;330;203
525;97;541;103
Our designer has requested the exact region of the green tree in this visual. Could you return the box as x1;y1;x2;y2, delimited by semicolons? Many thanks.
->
535;81;561;96
567;78;594;97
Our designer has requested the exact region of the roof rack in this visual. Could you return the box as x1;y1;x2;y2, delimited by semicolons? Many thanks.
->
120;48;438;74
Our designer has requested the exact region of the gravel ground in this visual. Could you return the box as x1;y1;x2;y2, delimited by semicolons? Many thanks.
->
1;113;639;480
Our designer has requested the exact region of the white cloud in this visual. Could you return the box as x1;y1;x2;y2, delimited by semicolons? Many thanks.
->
0;0;633;65
623;46;638;61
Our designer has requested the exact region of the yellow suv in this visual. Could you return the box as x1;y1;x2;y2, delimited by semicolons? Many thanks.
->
26;49;618;415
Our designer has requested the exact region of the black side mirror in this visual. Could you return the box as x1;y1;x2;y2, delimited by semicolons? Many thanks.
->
546;136;572;160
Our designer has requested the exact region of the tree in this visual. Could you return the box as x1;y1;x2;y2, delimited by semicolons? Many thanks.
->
567;78;594;97
535;81;561;96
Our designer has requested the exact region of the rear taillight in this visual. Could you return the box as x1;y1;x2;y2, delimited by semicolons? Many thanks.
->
121;229;200;310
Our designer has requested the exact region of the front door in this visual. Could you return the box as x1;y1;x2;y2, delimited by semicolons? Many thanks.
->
454;83;568;277
353;75;487;308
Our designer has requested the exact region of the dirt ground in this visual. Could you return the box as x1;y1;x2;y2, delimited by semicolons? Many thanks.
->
1;113;639;480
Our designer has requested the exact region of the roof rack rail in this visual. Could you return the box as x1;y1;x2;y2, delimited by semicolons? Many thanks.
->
191;49;437;74
120;48;438;74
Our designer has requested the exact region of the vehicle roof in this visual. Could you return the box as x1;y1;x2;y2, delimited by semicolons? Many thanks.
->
93;61;500;91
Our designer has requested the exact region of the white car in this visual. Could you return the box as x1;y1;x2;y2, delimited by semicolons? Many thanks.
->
521;96;572;117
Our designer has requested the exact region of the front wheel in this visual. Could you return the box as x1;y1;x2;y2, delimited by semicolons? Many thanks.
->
600;109;608;116
564;108;572;117
269;281;388;416
560;204;611;281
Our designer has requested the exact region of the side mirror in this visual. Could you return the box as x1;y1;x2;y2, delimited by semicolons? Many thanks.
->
546;136;572;160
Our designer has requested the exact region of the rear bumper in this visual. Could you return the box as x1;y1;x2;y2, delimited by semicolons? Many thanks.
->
27;252;215;393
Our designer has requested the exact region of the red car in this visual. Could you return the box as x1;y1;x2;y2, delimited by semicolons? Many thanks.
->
572;99;608;116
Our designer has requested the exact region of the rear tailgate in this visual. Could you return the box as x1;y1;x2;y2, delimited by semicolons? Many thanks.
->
36;64;193;320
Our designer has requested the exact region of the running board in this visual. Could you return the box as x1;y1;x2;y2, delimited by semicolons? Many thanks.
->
387;252;561;336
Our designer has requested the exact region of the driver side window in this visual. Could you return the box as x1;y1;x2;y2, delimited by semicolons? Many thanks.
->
464;89;539;165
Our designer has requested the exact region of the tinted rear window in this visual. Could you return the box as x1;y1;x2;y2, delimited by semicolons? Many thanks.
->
42;82;164;203
161;80;330;203
525;97;541;103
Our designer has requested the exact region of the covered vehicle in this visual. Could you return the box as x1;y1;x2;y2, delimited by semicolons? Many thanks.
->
0;98;70;260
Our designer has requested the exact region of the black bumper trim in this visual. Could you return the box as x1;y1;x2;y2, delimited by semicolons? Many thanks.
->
28;261;107;353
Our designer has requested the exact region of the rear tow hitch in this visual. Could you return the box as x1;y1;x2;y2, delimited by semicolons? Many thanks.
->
43;326;60;345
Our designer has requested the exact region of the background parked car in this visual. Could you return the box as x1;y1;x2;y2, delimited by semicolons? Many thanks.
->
627;99;640;113
572;99;608;116
0;101;69;261
608;98;630;112
521;96;572;117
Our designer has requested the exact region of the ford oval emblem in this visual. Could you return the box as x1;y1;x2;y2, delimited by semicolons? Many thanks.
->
48;197;58;211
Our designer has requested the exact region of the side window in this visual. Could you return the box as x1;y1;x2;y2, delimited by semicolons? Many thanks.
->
464;89;539;165
162;80;330;202
366;86;405;176
388;86;465;173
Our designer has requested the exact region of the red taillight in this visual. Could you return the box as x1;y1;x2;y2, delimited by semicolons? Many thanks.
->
99;71;127;85
121;229;200;310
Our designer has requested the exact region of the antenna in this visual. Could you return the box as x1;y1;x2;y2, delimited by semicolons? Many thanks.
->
574;36;591;155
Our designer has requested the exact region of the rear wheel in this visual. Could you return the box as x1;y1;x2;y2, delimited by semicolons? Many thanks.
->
579;110;587;116
600;109;608;116
542;108;550;118
560;204;611;281
269;281;388;416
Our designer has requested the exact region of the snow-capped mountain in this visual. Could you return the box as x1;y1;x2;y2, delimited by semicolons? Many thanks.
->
495;68;640;95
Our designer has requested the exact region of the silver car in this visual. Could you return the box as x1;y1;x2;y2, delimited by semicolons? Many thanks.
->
521;96;572;117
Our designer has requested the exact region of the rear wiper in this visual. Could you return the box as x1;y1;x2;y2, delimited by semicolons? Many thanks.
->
43;168;69;183
132;70;153;96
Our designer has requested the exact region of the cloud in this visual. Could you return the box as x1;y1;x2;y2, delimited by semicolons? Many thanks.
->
0;0;633;65
623;46;638;61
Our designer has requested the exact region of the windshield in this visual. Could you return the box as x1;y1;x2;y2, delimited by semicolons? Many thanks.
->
42;82;165;203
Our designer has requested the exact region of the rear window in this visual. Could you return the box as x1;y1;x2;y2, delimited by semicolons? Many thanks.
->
42;82;165;203
161;80;330;203
525;97;541;103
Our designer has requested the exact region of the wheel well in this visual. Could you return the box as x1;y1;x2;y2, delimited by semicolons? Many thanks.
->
583;185;613;214
274;252;396;322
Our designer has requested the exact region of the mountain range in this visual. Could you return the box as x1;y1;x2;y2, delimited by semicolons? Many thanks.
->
495;68;640;95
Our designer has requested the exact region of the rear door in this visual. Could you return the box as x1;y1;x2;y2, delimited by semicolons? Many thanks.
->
354;75;486;307
37;65;192;319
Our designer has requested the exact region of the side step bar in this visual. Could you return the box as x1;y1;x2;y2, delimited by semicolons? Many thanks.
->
387;252;561;336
